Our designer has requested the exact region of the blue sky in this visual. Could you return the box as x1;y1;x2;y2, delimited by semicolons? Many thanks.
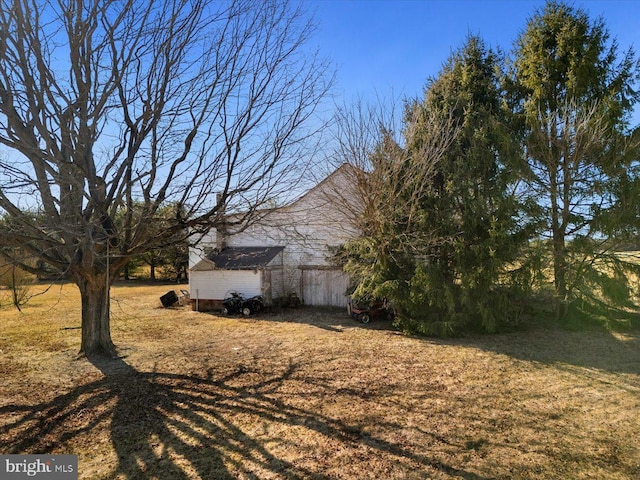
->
310;0;640;104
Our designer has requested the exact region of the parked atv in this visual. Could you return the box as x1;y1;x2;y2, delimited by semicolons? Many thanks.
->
222;292;264;316
241;295;264;315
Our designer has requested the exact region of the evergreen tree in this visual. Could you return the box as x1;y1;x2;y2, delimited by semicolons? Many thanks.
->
511;1;640;318
399;35;525;334
342;36;525;336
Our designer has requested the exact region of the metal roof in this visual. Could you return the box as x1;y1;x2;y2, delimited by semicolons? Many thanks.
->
205;246;284;270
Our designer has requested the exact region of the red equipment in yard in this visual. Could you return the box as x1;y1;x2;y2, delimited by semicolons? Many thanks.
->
347;296;394;324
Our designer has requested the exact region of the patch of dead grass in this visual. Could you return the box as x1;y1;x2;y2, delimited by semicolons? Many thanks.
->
1;282;639;479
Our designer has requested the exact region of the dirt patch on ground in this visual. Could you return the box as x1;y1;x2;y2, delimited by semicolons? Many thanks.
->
1;283;639;479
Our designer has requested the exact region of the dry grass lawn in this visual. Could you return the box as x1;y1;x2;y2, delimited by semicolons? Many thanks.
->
1;283;639;479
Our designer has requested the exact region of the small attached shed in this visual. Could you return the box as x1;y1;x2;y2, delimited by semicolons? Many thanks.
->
190;246;284;311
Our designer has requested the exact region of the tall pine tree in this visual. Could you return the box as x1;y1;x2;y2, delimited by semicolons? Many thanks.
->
398;35;525;334
512;1;640;319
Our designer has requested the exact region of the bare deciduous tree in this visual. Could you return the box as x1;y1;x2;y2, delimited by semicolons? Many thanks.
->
328;97;459;254
0;0;330;356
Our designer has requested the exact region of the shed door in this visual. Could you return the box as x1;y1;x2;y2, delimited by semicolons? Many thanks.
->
301;268;349;307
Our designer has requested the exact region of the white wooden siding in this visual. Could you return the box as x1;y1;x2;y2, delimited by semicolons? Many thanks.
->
301;268;350;307
226;166;360;268
190;270;261;301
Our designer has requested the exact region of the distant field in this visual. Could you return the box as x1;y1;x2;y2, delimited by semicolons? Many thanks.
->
1;283;639;479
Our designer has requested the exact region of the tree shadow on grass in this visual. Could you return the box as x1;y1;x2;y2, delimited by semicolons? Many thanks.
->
454;316;640;378
253;306;396;333
0;355;488;479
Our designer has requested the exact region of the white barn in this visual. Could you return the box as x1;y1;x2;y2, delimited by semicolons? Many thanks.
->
189;165;361;310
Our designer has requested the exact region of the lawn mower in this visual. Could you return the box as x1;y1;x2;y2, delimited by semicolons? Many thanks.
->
347;296;394;324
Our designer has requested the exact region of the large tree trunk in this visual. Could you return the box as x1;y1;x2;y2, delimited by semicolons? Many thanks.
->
549;162;568;319
77;274;116;357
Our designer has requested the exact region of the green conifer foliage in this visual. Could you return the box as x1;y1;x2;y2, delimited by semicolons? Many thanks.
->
512;1;640;319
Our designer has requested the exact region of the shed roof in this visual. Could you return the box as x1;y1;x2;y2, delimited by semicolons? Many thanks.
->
202;246;284;270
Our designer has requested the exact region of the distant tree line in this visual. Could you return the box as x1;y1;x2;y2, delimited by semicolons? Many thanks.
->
334;1;640;335
1;203;189;289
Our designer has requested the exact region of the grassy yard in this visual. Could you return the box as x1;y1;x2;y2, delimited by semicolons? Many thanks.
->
1;283;639;479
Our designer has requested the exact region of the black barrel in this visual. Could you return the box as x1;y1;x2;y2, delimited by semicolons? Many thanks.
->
160;290;179;307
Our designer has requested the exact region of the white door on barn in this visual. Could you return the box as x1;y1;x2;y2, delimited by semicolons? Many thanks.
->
301;268;349;307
